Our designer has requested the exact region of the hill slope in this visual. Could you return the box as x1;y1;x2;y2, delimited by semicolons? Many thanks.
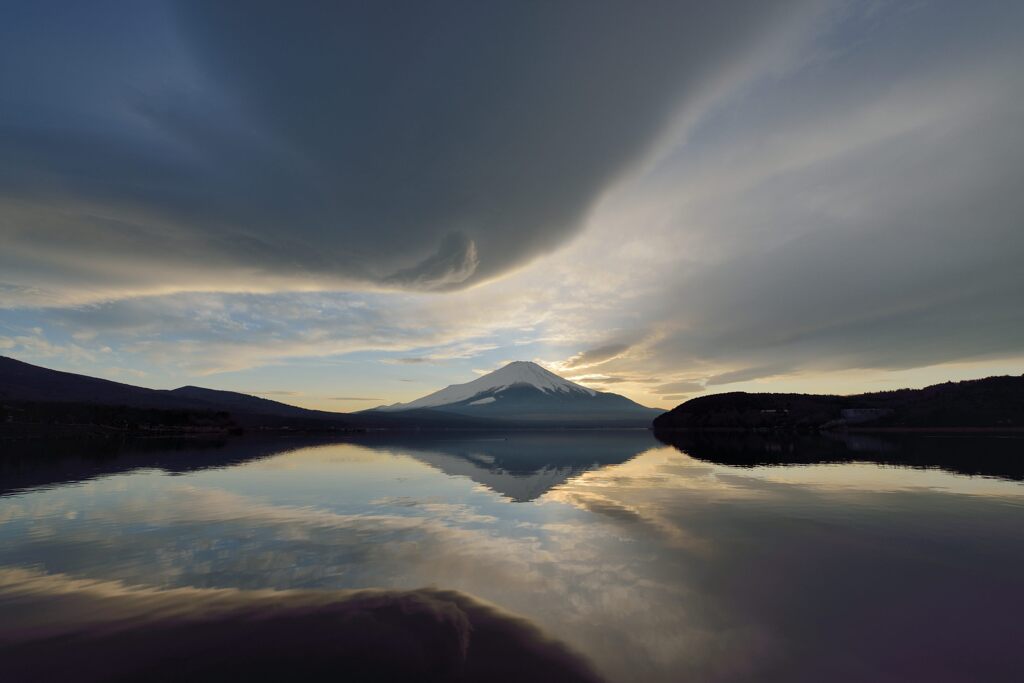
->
0;356;360;433
653;375;1024;432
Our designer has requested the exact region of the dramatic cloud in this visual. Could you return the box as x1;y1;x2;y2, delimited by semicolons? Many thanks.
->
0;1;1020;408
0;0;811;301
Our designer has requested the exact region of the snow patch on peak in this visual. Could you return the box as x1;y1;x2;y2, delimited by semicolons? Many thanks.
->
378;361;597;411
480;361;597;396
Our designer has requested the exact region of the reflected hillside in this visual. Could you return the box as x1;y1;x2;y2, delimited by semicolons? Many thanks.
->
0;435;343;496
1;431;661;502
349;431;659;501
654;430;1024;481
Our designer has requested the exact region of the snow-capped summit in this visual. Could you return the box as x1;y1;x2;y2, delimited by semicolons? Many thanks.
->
377;361;594;411
371;361;660;426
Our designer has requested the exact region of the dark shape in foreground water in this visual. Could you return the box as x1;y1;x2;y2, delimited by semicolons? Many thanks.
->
0;569;602;683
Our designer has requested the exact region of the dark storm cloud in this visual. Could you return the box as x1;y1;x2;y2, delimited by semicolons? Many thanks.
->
0;0;810;300
0;569;605;683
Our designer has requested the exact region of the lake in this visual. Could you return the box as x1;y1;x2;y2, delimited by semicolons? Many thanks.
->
1;431;1023;682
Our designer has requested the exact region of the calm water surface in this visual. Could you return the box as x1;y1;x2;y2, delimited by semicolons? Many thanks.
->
2;431;1023;682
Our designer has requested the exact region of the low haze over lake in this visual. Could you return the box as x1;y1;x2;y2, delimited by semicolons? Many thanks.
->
3;433;1022;681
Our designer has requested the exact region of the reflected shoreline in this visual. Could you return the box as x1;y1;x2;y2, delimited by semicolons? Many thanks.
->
0;434;334;497
654;429;1024;480
4;428;1022;501
0;430;659;500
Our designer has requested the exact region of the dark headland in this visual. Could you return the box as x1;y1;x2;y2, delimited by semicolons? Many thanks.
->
653;375;1024;434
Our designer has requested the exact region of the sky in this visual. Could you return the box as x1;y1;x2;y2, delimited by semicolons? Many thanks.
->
1;0;1022;411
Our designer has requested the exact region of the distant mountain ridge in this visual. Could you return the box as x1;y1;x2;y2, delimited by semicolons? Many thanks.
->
366;361;660;427
5;356;1020;434
0;355;343;416
0;355;357;433
0;356;658;433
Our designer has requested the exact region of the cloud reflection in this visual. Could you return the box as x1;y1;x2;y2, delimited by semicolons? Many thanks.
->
2;440;1023;682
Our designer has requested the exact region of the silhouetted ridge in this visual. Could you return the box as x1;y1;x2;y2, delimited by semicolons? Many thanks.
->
653;375;1024;432
0;355;361;434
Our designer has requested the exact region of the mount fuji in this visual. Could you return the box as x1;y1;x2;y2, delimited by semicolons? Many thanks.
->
368;361;661;427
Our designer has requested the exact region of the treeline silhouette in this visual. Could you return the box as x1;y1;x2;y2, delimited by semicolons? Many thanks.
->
654;375;1024;432
0;400;239;436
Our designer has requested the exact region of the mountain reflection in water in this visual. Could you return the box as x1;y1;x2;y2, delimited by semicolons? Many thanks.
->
351;431;657;501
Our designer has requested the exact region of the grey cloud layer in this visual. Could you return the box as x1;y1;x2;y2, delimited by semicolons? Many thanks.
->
562;1;1024;394
0;0;809;300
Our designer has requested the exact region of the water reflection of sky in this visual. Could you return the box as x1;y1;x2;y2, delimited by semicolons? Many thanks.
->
2;438;1023;682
